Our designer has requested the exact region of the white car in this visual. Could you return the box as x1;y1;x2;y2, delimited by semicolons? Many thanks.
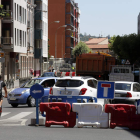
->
50;76;97;97
112;81;140;105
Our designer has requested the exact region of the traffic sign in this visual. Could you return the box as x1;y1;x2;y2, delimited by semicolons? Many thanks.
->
0;51;5;57
30;83;44;125
30;83;44;99
97;81;115;99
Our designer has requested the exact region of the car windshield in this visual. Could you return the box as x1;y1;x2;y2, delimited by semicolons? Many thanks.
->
55;80;84;87
22;79;42;88
115;83;131;91
41;73;54;77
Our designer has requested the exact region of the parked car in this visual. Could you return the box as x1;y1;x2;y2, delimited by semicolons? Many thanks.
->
111;81;140;105
50;76;98;98
41;72;56;77
7;77;59;107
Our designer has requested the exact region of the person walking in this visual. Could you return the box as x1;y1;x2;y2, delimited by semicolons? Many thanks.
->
0;75;7;116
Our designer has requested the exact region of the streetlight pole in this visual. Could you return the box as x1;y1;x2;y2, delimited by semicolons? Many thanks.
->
62;28;71;58
49;21;60;27
55;25;67;70
47;21;60;71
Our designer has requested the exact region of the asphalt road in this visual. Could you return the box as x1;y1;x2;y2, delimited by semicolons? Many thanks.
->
0;98;140;140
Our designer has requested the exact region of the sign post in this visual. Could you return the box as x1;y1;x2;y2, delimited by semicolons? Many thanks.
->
97;81;115;99
30;83;44;126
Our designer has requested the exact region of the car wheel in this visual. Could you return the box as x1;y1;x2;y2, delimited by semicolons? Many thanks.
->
28;96;35;107
11;104;18;107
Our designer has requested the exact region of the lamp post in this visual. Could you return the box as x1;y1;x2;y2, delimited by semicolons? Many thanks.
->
34;10;47;76
55;25;67;70
62;28;71;58
49;21;60;27
47;21;60;71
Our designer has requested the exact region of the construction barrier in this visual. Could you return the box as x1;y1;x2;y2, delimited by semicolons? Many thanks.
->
40;102;76;127
138;105;140;114
41;95;97;108
105;104;140;130
55;72;76;77
72;103;109;128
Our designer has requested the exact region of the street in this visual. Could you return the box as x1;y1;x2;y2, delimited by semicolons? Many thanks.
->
0;98;140;140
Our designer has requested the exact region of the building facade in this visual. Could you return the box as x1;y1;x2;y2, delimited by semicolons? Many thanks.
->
1;0;35;83
34;0;48;76
85;38;110;53
48;0;80;63
138;13;140;34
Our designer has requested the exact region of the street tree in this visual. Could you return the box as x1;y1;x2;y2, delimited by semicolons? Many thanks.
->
109;33;140;65
72;41;92;58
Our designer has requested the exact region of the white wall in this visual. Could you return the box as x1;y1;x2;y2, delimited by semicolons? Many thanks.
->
13;0;27;53
42;0;48;58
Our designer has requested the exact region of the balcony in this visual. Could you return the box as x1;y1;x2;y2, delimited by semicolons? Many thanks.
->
35;10;42;20
2;10;13;23
35;29;43;40
34;48;42;59
1;37;13;45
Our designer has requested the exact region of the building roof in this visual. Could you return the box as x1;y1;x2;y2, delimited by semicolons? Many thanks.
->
88;44;109;49
85;38;107;44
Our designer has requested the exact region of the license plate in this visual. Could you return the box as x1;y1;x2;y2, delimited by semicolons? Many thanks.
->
10;97;16;101
115;94;120;97
60;91;72;95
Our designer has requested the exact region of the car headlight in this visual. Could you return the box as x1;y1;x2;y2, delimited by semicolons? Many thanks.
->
21;89;30;94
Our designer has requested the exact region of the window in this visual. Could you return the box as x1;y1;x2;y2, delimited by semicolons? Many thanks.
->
22;79;42;88
23;8;24;23
133;84;140;92
17;4;18;21
15;3;16;20
20;30;22;46
25;32;26;47
19;6;22;22
87;80;97;88
25;9;26;24
23;31;24;47
41;79;56;88
115;83;131;91
55;80;84;87
15;28;16;45
17;29;19;45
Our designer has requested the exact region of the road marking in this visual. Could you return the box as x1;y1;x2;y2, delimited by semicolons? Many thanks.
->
32;90;42;94
1;112;11;117
0;112;33;126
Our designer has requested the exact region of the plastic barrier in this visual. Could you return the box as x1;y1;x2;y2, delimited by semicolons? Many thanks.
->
40;102;76;127
72;103;109;128
55;72;76;77
41;95;97;108
138;105;140;114
105;104;140;130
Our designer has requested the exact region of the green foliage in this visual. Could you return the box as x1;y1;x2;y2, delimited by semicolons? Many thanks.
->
109;33;140;65
0;5;6;18
72;41;92;58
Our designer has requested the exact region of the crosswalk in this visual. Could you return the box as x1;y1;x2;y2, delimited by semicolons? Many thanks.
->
0;112;33;126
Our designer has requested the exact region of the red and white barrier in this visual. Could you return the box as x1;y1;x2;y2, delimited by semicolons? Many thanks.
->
55;72;76;77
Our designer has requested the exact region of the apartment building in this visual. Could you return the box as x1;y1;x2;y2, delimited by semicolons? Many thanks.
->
1;0;35;82
34;0;48;76
48;0;80;63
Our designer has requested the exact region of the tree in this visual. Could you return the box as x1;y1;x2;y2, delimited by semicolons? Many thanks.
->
72;41;92;59
109;33;140;65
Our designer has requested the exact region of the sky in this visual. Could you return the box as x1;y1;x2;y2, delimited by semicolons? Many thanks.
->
75;0;140;37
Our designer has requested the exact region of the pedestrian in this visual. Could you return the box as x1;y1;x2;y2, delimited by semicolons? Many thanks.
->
0;75;7;116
